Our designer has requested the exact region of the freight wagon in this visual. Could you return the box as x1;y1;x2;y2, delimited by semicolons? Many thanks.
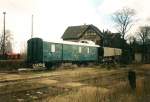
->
27;38;100;68
103;47;122;63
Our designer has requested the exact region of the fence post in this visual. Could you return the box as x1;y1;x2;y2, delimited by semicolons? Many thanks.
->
128;70;136;91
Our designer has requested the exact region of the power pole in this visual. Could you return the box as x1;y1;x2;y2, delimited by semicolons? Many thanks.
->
2;12;6;56
31;14;34;38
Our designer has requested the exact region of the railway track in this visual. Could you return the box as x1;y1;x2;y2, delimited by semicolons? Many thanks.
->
0;70;128;87
0;84;72;102
0;75;72;102
0;68;145;102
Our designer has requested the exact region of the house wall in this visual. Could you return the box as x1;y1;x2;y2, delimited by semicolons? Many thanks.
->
80;28;102;45
134;53;142;63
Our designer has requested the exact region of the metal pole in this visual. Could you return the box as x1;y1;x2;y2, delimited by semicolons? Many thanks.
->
3;12;6;56
31;14;34;38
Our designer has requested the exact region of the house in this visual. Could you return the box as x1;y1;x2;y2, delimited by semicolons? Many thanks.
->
62;24;103;45
133;42;150;63
102;30;128;49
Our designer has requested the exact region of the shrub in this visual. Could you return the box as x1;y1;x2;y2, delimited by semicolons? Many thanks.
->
0;60;27;71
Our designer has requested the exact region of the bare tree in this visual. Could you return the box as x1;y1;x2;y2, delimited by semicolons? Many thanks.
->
20;41;27;59
137;26;150;45
0;30;13;53
126;35;136;45
126;35;137;61
137;26;150;62
112;7;136;40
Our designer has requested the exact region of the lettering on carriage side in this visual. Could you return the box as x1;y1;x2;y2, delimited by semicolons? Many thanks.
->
32;63;45;69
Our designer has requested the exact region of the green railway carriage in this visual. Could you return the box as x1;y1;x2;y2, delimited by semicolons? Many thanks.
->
27;38;43;63
43;42;63;62
62;43;98;62
27;38;100;67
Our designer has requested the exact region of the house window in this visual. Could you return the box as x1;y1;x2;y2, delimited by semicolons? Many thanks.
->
79;46;82;53
86;29;96;36
51;44;55;52
87;47;90;53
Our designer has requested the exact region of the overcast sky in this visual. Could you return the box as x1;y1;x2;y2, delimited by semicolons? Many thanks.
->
0;0;150;52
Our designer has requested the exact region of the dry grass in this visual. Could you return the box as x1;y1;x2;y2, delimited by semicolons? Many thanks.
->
45;86;109;102
42;77;150;102
39;67;150;102
0;65;150;102
44;82;127;102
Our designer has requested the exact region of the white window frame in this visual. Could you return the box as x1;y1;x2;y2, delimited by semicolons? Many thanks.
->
51;44;55;52
87;47;90;54
79;46;82;53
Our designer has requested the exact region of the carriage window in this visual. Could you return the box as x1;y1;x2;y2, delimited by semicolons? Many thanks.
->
79;47;82;53
51;44;55;52
87;47;90;53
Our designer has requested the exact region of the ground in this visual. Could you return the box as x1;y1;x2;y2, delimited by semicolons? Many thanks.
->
0;64;149;102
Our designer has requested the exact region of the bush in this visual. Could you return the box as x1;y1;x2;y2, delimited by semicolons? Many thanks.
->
0;60;27;71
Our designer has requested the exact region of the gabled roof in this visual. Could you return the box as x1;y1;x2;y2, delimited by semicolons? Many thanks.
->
62;24;103;39
102;32;121;39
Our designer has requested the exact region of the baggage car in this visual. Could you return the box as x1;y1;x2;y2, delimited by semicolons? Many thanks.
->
27;38;100;68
